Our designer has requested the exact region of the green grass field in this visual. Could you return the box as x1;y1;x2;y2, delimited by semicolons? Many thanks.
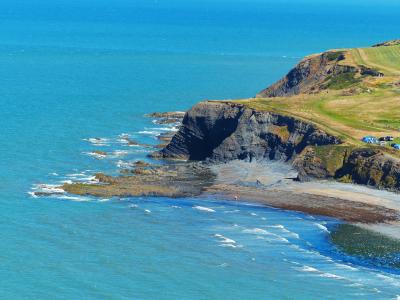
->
231;43;400;153
238;88;400;146
351;45;400;76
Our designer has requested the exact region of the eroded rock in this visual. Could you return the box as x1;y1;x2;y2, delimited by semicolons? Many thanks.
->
62;162;216;198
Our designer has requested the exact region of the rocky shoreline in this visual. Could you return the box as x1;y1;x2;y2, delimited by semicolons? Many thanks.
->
62;162;215;198
154;101;400;192
204;184;398;224
52;107;400;228
53;115;397;229
53;41;400;232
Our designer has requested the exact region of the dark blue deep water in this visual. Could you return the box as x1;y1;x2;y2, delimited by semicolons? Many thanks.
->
1;0;400;298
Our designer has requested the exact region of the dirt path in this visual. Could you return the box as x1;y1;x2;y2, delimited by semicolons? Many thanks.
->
357;48;400;76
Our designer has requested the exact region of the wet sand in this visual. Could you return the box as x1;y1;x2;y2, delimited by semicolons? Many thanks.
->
204;161;400;231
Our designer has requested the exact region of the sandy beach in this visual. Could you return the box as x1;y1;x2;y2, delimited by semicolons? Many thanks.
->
205;160;400;237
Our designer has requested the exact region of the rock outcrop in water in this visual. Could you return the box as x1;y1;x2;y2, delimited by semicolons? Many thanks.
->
62;162;215;198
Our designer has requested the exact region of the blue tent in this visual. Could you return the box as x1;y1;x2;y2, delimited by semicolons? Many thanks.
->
362;136;378;144
392;144;400;150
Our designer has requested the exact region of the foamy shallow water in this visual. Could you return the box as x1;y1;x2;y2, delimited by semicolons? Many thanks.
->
22;119;400;299
26;125;400;300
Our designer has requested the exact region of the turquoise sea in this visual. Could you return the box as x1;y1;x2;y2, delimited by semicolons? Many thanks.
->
2;0;400;298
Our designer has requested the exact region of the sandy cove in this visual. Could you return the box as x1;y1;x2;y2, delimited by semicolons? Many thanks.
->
203;160;400;238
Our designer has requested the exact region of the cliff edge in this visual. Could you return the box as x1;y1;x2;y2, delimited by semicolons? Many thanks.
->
157;41;400;192
158;101;340;162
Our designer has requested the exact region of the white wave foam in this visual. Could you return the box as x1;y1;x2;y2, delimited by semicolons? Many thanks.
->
300;265;319;273
65;173;98;184
27;191;38;198
334;263;358;271
223;209;240;214
242;228;269;235
268;225;300;239
319;273;344;280
219;243;237;248
269;225;285;229
144;209;151;214
52;195;92;202
152;126;179;132
138;130;159;135
276;236;289;243
66;173;87;177
246;228;289;243
97;198;110;202
347;283;364;288
214;234;236;244
84;151;107;159
297;265;345;281
116;160;135;169
117;138;129;144
83;176;98;183
193;206;215;213
376;274;400;287
31;183;65;195
112;150;130;157
59;180;73;184
84;137;109;146
217;263;229;267
314;223;330;233
287;232;299;239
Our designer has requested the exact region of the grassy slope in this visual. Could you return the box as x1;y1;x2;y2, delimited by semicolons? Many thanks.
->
234;44;400;153
351;45;400;76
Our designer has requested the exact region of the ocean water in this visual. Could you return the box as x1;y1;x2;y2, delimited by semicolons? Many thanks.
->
2;0;400;298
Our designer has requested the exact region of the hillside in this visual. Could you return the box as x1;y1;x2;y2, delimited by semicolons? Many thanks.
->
242;42;400;148
62;41;400;197
157;41;400;191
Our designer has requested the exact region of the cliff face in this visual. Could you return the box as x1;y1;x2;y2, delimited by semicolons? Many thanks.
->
156;42;400;192
295;147;400;192
158;101;400;192
257;51;358;97
158;101;340;162
339;150;400;191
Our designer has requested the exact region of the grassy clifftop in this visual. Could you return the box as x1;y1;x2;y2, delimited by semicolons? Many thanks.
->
236;42;400;151
350;44;400;76
226;41;400;190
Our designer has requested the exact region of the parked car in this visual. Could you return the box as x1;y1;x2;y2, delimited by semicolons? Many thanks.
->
385;136;394;141
379;136;394;141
